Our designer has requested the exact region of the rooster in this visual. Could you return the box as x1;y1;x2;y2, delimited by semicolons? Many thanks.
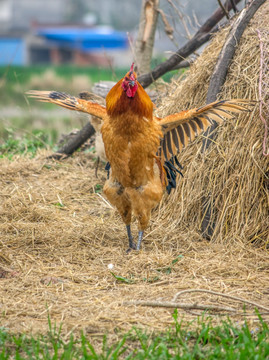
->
27;63;253;252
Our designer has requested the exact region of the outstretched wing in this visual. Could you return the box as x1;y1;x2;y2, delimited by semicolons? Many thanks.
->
27;90;107;120
158;99;255;160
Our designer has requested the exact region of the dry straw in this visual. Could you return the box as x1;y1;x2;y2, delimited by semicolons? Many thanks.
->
0;3;269;340
156;3;269;248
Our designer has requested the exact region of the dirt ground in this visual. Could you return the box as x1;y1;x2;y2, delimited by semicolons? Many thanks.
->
0;152;269;340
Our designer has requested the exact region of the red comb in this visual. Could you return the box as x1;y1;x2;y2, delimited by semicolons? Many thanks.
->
130;63;135;73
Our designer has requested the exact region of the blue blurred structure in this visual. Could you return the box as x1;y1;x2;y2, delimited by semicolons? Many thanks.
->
0;26;129;66
0;38;25;65
36;27;128;51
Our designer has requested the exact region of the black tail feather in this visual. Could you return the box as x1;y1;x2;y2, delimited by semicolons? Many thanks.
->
105;162;110;179
164;156;183;194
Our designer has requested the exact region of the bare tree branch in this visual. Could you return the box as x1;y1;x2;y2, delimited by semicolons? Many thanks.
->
217;0;230;19
157;8;174;40
135;0;160;74
138;0;243;88
230;0;240;13
172;59;193;69
124;288;269;314
166;0;192;40
47;122;96;160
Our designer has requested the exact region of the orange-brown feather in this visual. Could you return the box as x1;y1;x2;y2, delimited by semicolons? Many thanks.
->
102;80;162;189
26;90;106;119
159;99;255;160
106;81;153;120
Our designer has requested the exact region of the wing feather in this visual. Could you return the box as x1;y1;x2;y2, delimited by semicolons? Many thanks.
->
189;120;198;136
176;125;185;150
171;128;180;151
26;90;107;119
165;131;173;156
159;99;255;160
192;117;205;132
182;122;194;142
161;137;168;160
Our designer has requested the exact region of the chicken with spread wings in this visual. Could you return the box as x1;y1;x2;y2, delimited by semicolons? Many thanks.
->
27;63;254;252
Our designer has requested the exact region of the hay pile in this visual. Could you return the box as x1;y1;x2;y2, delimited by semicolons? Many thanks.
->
157;2;269;247
0;3;269;340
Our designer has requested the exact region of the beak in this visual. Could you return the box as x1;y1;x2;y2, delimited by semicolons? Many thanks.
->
129;80;135;87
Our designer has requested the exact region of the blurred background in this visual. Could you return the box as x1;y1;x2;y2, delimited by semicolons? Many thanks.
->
0;0;229;154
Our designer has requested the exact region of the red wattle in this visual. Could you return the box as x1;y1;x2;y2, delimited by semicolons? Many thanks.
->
126;87;133;97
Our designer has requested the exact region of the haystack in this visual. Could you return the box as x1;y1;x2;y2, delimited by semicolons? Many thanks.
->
0;3;269;339
156;3;269;247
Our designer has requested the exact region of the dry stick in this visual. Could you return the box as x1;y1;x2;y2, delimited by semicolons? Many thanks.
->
171;18;229;71
124;300;237;313
166;0;192;40
257;29;269;157
157;8;174;40
217;0;230;19
169;22;227;71
201;0;267;239
172;59;193;70
47;122;96;160
230;0;239;13
137;0;242;88
172;289;269;312
125;287;269;314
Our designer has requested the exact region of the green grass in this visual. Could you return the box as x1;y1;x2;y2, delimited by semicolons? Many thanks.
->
0;63;181;87
0;64;183;105
0;65;130;107
0;114;85;148
0;311;268;359
0;65;128;86
0;129;53;159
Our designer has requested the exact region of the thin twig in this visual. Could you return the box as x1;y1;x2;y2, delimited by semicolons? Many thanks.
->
217;0;230;19
172;289;269;312
166;0;192;39
124;300;236;312
230;0;239;13
157;8;174;40
257;29;269;156
127;31;137;67
96;193;114;209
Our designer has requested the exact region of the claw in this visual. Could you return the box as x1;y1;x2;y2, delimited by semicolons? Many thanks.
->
126;242;137;254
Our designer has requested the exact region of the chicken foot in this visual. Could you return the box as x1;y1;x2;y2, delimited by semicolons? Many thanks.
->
126;226;144;253
126;225;137;253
